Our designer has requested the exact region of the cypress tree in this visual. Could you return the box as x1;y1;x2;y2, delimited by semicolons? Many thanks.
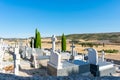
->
34;28;42;48
37;31;41;48
61;33;66;52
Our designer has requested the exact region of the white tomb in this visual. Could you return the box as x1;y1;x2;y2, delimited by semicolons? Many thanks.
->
85;48;116;76
14;45;20;75
48;35;62;69
32;48;38;68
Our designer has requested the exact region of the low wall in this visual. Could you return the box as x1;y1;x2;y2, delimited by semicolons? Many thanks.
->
0;73;120;80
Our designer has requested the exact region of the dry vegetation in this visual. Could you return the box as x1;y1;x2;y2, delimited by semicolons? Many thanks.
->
3;37;120;61
41;38;120;60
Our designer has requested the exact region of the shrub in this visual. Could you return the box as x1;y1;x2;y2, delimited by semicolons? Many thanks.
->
101;49;119;53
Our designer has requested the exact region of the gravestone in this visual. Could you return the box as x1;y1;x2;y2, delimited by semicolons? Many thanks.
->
32;39;34;48
86;48;116;77
25;46;28;58
71;42;75;56
70;42;75;60
86;48;98;65
101;51;105;62
48;35;63;76
49;35;62;69
32;48;39;68
14;45;20;75
51;35;57;51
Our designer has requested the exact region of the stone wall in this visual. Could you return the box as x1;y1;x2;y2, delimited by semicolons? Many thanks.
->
0;73;120;80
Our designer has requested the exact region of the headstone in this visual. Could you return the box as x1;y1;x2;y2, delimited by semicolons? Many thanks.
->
86;48;115;77
82;54;85;61
33;53;38;68
32;49;38;68
70;42;75;60
14;45;20;75
86;48;98;65
51;35;57;51
25;46;28;57
48;35;62;69
49;52;62;69
101;51;105;62
32;48;39;68
32;39;34;48
70;42;75;56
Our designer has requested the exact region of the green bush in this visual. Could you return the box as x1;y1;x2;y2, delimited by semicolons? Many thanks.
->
101;49;119;53
80;42;100;47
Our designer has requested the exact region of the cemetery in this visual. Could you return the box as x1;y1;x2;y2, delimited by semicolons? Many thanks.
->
0;33;120;79
1;0;120;79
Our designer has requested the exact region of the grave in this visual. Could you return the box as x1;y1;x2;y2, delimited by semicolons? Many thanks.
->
47;35;62;69
47;35;91;76
14;44;20;75
86;48;116;77
32;52;38;68
20;41;51;69
70;42;75;60
0;39;5;72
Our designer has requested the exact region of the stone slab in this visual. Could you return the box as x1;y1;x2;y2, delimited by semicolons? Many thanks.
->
47;60;90;76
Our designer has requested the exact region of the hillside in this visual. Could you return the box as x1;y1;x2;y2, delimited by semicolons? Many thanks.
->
64;32;120;42
1;32;120;43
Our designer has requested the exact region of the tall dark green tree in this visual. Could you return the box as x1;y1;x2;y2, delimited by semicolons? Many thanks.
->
34;28;42;48
61;33;66;52
37;31;41;48
34;28;38;48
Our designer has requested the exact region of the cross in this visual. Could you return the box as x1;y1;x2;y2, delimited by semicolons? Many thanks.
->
70;42;75;56
51;35;57;51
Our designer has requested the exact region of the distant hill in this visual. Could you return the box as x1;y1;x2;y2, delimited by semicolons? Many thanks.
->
60;32;120;43
1;32;120;43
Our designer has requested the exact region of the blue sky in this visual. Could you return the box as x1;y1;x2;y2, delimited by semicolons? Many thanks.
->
0;0;120;38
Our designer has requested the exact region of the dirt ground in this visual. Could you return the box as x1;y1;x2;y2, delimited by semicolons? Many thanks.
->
42;42;120;60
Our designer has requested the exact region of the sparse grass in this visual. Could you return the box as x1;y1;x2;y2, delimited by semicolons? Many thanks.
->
99;49;119;53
